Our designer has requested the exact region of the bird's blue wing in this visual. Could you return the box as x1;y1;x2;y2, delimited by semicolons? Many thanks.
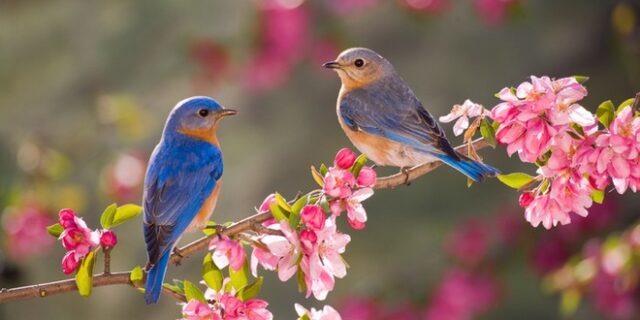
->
340;82;458;158
143;141;223;265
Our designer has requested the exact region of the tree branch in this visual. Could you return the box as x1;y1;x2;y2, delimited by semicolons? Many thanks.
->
0;138;490;303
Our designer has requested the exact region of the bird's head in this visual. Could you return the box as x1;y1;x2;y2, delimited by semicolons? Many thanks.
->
323;47;395;89
164;96;236;145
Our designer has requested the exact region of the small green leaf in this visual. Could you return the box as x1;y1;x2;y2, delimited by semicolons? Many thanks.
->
351;154;368;177
298;314;312;320
100;203;118;229
269;202;289;222
591;189;605;204
319;163;329;176
466;178;474;188
479;118;497;148
229;260;250;291
596;100;615;128
130;266;144;287
560;288;581;317
75;251;97;297
203;221;219;236
47;223;64;238
183;280;206;303
163;282;184;295
237;277;263;301
289;208;301;230
310;166;325;187
203;253;223;291
617;98;636;113
110;204;143;227
572;75;589;84
291;195;308;215
497;172;536;189
296;265;306;293
275;193;292;212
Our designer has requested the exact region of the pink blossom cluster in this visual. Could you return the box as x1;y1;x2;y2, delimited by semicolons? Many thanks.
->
181;279;273;320
57;209;117;274
2;205;54;260
250;148;375;302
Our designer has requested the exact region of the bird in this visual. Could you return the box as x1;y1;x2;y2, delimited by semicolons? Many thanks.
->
142;96;236;304
323;47;499;182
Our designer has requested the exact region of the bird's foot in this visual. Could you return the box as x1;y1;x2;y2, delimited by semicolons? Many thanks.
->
203;223;225;238
172;247;184;266
143;261;152;272
400;167;411;186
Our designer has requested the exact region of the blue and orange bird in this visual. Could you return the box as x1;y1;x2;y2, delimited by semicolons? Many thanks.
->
323;48;498;181
142;96;236;304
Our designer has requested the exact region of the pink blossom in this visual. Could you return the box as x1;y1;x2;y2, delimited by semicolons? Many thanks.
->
589;270;636;319
58;209;100;257
330;188;373;230
250;246;278;277
518;192;534;207
61;251;81;275
301;205;326;231
58;208;77;228
323;168;356;199
209;236;246;271
446;219;489;266
261;221;301;281
439;99;486;136
295;303;342;320
2;206;54;260
301;255;335;301
258;194;277;213
181;299;220;320
220;294;273;320
300;229;318;254
356;166;377;187
334;148;357;169
99;230;118;250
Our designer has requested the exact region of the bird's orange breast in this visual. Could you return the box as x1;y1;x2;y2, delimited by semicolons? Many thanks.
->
189;181;222;231
177;127;220;146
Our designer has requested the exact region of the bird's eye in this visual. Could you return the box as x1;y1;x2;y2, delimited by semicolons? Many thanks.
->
354;59;365;68
198;109;210;117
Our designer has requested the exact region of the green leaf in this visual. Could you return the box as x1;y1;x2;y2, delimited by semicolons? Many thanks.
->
591;189;605;204
229;260;250;291
466;178;474;188
183;280;206;303
596;100;615;128
237;277;263;301
617;98;636;113
110;204;143;227
291;195;308;215
298;314;312;320
319;163;329;176
75;251;97;297
479;118;497;148
289;208;301;230
163;282;184;295
130;266;144;287
560;288;581;317
275;193;291;212
497;172;536;189
203;221;219;236
47;223;64;238
572;75;589;84
269;202;289;222
296;266;306;293
310;166;325;187
351;154;368;177
100;203;118;229
202;253;224;291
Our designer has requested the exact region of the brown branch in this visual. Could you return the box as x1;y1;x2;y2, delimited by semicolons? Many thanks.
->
0;138;492;303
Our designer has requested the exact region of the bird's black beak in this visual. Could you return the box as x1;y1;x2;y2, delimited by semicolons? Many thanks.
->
217;109;237;118
322;61;340;69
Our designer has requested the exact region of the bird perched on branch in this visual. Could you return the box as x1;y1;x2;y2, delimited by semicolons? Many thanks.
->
323;47;498;181
143;96;236;304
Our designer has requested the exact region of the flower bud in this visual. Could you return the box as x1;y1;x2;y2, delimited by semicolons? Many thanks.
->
62;251;80;274
300;229;318;254
300;205;325;231
258;194;277;213
58;208;77;229
356;166;377;187
100;230;118;249
519;192;534;208
334;148;356;169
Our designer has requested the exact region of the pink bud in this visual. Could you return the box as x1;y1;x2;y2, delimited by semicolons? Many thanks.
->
100;230;118;249
258;194;277;213
62;251;80;274
519;192;534;208
356;166;377;187
300;205;325;231
300;229;317;254
334;148;357;169
58;208;77;229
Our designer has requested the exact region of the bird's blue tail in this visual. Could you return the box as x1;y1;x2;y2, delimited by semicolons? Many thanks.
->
437;153;500;182
144;250;171;304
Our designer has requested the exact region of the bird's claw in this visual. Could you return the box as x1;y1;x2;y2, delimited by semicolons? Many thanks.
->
401;167;411;186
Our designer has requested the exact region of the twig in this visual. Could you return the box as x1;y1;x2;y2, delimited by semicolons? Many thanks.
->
0;138;491;303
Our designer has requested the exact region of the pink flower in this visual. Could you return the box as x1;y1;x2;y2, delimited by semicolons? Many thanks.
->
300;229;318;254
181;299;220;320
61;251;81;275
330;188;373;230
301;256;335;301
99;230;118;250
356;166;377;188
301;205;326;231
58;208;77;229
250;246;278;277
518;192;534;207
295;303;342;320
219;294;273;320
258;193;277;213
334;148;357;169
2;206;54;260
323;168;356;199
261;221;301;281
439;99;486;136
446;219;489;266
209;236;246;271
58;209;100;257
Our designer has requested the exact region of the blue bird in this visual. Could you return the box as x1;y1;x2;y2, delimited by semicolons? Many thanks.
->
323;48;498;181
143;96;236;304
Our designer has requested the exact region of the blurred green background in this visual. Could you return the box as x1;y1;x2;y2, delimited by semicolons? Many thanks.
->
1;0;639;319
